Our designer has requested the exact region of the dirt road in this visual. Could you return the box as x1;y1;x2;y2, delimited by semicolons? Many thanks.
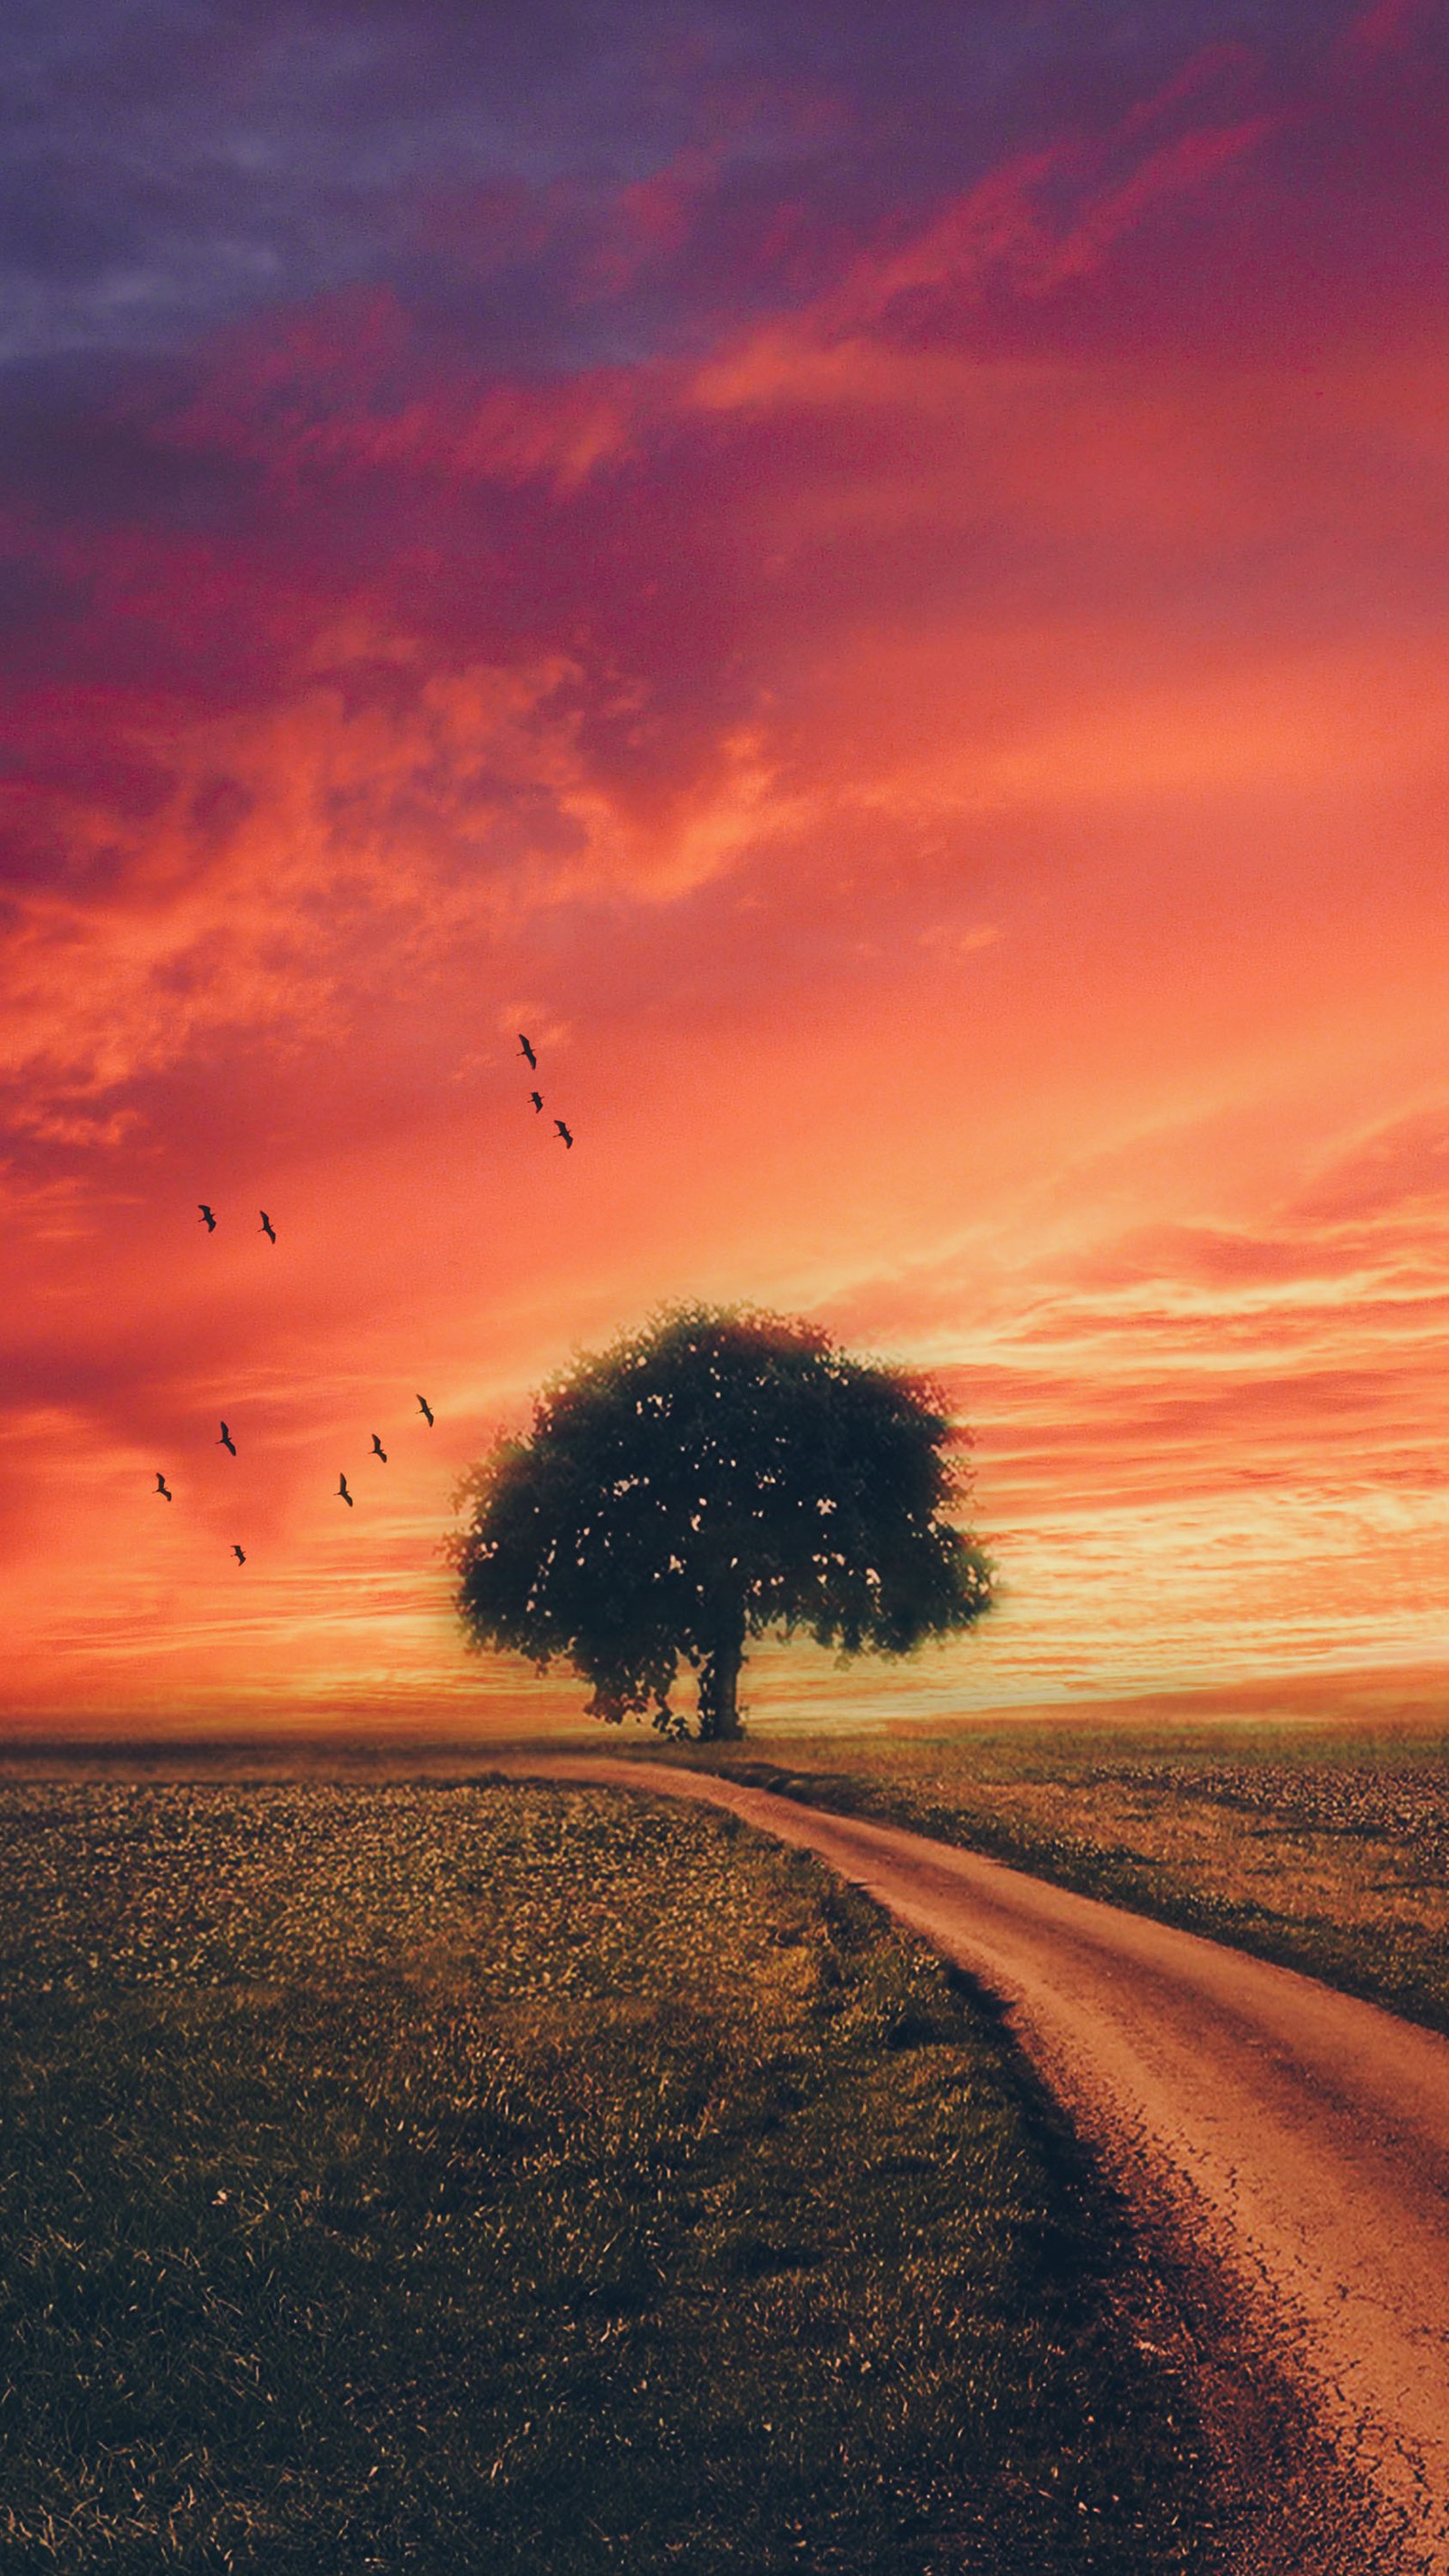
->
492;1754;1449;2571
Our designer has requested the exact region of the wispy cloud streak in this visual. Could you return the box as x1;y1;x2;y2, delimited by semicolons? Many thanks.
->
5;3;1449;1723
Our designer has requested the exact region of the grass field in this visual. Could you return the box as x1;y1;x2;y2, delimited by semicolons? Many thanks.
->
640;1710;1449;2037
0;1776;1225;2574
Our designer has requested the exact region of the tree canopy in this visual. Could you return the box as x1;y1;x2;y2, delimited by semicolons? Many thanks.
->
450;1303;993;1738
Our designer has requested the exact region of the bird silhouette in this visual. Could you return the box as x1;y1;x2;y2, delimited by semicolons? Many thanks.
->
530;1089;543;1113
260;1211;276;1243
519;1034;537;1070
370;1433;388;1462
417;1394;434;1427
156;1472;172;1501
339;1472;354;1507
233;1544;245;1566
554;1119;573;1149
218;1422;236;1455
198;1203;216;1231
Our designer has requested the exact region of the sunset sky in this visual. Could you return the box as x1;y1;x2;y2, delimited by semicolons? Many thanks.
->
7;0;1449;1734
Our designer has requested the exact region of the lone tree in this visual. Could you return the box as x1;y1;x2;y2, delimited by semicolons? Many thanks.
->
451;1303;993;1740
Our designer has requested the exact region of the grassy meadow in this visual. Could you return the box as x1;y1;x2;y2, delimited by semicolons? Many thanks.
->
648;1705;1449;2036
0;1776;1226;2574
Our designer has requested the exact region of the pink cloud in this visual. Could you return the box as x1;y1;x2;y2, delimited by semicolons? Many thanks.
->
7;15;1449;1721
1339;0;1437;60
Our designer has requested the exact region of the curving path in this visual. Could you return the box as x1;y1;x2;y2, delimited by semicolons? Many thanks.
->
490;1754;1449;2571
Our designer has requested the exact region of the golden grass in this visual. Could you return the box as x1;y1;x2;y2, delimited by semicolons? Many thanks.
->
627;1711;1449;2031
0;1776;1221;2573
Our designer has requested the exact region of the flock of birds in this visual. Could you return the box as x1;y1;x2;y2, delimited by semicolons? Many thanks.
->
520;1032;573;1149
154;1034;570;1564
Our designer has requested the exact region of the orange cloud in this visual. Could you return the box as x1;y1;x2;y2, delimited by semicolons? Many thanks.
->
7;16;1449;1726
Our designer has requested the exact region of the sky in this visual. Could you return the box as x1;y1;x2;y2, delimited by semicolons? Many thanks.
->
6;0;1449;1736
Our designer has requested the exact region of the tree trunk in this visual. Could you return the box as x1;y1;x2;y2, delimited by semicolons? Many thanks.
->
696;1618;745;1740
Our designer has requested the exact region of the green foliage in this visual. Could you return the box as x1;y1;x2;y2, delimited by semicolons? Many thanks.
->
0;1778;1217;2574
451;1304;993;1735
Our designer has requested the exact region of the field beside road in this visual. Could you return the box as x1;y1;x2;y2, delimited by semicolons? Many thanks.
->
633;1708;1449;2037
0;1776;1218;2575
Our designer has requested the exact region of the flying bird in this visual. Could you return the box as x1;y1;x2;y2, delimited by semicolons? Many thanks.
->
417;1394;434;1427
233;1545;245;1566
370;1433;388;1462
198;1204;216;1231
519;1034;537;1070
156;1473;172;1501
554;1119;573;1149
260;1211;276;1243
218;1422;236;1455
530;1089;543;1113
338;1472;354;1508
